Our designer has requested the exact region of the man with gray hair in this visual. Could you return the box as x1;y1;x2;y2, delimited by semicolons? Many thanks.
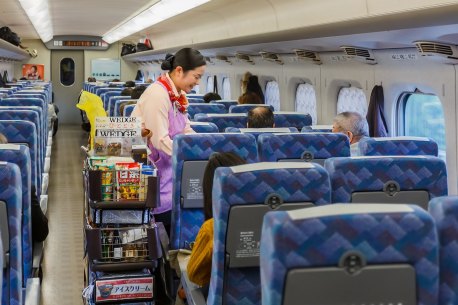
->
332;111;369;156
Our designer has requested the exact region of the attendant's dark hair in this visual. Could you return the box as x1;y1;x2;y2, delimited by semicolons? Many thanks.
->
203;152;246;220
161;48;206;72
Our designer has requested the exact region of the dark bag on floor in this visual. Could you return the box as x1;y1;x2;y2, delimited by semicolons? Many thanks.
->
121;43;136;56
0;26;21;46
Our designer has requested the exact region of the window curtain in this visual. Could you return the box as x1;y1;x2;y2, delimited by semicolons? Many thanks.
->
366;85;388;137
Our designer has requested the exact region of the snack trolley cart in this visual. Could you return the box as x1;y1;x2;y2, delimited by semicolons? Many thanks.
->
82;158;162;305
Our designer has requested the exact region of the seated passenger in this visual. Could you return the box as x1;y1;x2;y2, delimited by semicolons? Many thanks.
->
131;85;147;99
145;78;153;83
238;91;263;105
203;92;221;103
124;80;136;88
87;77;96;82
187;152;246;287
120;87;133;96
247;106;274;128
0;133;48;242
246;75;265;103
332;111;369;156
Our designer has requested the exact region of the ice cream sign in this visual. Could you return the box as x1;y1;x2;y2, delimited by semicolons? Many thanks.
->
95;277;153;302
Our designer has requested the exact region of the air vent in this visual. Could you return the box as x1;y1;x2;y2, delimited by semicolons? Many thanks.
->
216;55;232;64
293;49;322;65
259;51;283;65
414;41;458;60
340;46;377;64
235;53;255;65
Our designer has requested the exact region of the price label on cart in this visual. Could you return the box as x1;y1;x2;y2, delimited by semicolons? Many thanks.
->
95;276;154;303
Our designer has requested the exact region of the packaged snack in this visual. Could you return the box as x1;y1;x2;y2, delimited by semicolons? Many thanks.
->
94;139;107;155
89;156;107;169
107;142;122;156
115;162;141;200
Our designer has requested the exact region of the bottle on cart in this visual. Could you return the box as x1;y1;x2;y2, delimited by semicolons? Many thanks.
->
112;227;123;261
106;230;114;261
123;231;137;261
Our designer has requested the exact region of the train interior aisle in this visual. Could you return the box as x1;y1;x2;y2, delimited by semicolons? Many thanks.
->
41;125;86;305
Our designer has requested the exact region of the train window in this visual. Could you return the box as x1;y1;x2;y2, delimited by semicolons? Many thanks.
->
222;77;231;99
206;75;214;93
399;92;446;158
60;58;75;86
295;83;317;124
265;81;280;111
337;87;367;117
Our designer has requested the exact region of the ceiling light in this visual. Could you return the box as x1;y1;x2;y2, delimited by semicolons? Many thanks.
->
18;0;54;42
102;0;211;44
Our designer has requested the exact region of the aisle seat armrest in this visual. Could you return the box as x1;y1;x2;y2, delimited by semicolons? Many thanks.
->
25;278;40;305
32;241;44;269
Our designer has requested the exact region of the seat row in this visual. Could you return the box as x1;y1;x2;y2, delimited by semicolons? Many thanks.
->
0;81;52;305
179;161;453;305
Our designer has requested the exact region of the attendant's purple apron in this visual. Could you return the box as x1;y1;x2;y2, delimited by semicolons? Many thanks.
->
148;95;186;214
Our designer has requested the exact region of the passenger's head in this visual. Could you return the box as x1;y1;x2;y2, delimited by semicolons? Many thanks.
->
238;91;262;105
145;78;153;83
247;107;274;128
203;152;246;220
131;86;146;99
203;92;221;103
332;111;369;144
241;71;252;94
0;133;7;144
111;78;120;82
87;77;96;82
161;48;206;93
246;75;264;102
120;88;133;96
124;80;135;88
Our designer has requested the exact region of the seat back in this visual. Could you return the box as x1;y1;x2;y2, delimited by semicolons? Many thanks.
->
261;204;438;305
0;120;39;192
225;127;298;140
123;104;136;117
210;100;238;111
194;113;247;132
258;133;350;165
0;110;43;164
325;156;448;209
187;98;205;103
274;112;312;129
358;136;439;156
102;90;124;109
301;125;333;132
229;104;274;113
208;162;331;305
187;103;226;119
0;106;44;148
0;145;32;283
114;99;137;117
0;162;23;305
428;196;458;305
189;122;219;133
170;133;259;249
108;96;131;116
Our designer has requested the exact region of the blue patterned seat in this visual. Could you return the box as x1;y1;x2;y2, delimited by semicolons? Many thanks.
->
190;122;219;133
0;98;48;139
187;98;205;103
0;121;40;195
0;162;23;305
261;204;438;305
325;156;448;209
194;113;247;132
187;103;226;119
90;85;107;94
428;196;458;305
358;136;439;156
0;233;2;302
0;110;44;166
229;104;274;113
274;112;312;129
171;133;259;250
258;133;350;164
102;90;123;109
210;100;238;111
95;87;121;97
225;127;298;140
114;99;137;117
0;145;32;284
301;125;333;132
208;162;331;305
123;104;136;117
108;96;131;116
